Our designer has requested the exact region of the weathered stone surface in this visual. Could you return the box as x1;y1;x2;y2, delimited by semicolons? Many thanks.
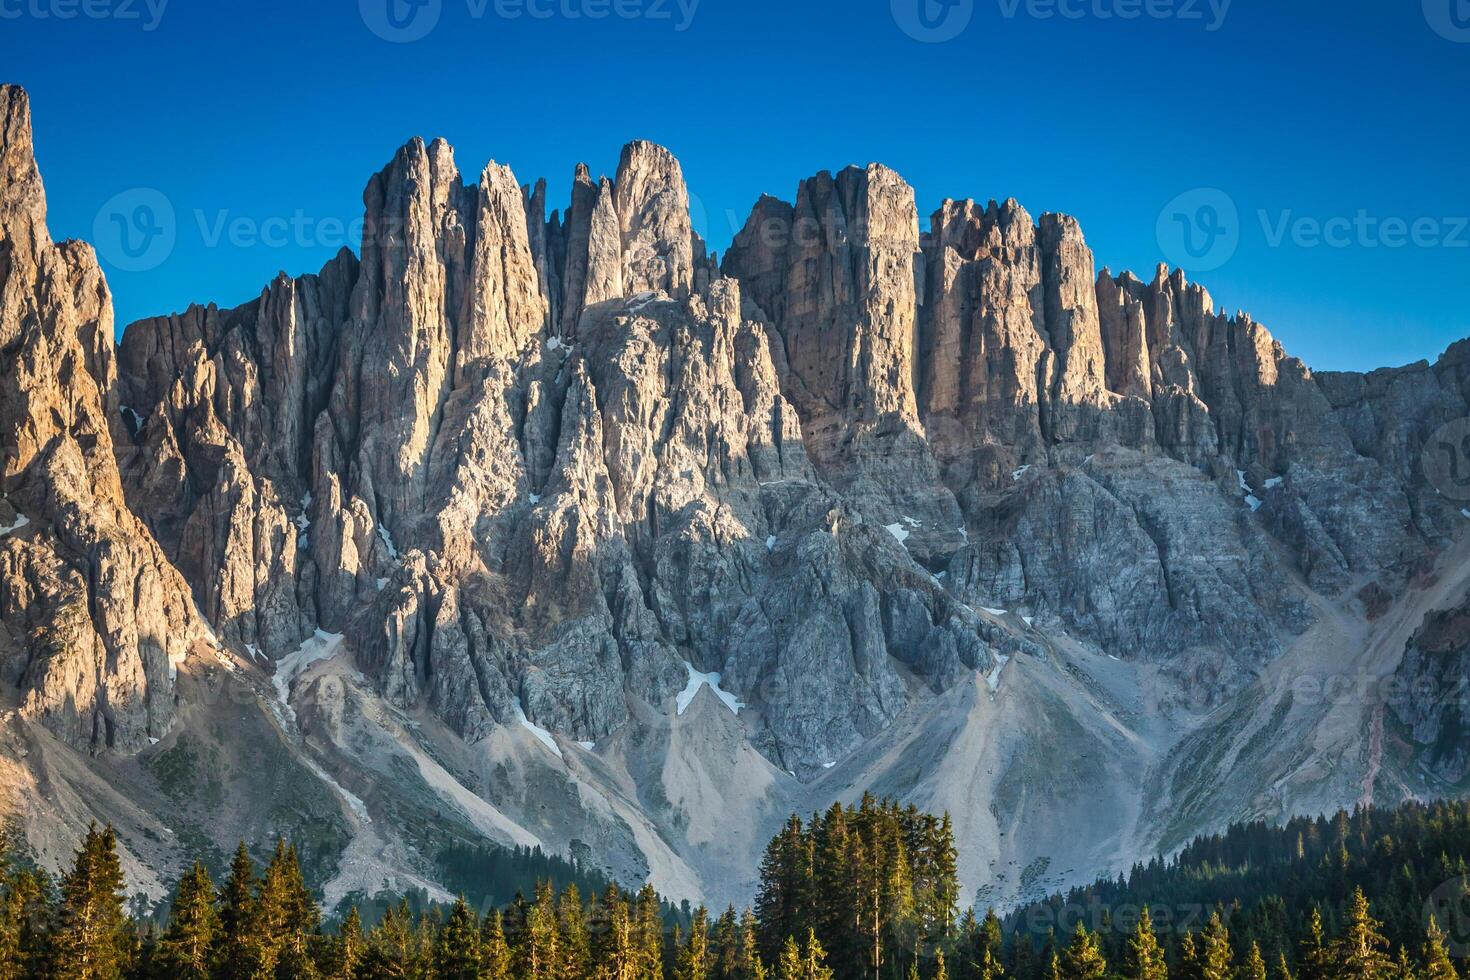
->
0;85;200;752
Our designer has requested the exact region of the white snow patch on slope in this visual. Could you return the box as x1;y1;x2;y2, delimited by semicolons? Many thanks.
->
546;336;563;351
302;756;371;823
273;631;345;726
1236;470;1263;511
766;535;777;551
627;291;657;312
986;653;1012;694
513;701;563;759
884;523;910;545
676;662;745;716
1012;465;1032;481
981;607;1007;617
1462;510;1470;520
377;524;398;560
0;513;29;537
1264;477;1284;490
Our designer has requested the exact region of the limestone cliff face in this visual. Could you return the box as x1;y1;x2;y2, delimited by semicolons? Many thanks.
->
8;82;1470;906
0;85;201;753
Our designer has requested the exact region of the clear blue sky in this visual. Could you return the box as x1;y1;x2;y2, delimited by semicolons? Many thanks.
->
5;0;1467;372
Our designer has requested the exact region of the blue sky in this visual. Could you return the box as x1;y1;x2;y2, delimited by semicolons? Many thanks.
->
5;0;1467;372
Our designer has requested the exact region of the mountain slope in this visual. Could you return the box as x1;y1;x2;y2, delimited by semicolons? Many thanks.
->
2;83;1468;911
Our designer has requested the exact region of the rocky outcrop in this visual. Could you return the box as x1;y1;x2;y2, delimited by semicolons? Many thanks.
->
9;80;1470;907
0;85;201;752
1390;596;1470;782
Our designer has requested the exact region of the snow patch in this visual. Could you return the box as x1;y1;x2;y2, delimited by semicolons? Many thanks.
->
295;494;313;533
376;578;389;591
529;493;542;504
676;662;745;716
1237;470;1263;511
0;513;29;537
546;336;563;351
513;700;563;759
578;741;596;752
1245;495;1262;512
986;653;1011;694
1462;509;1470;520
272;631;345;726
377;524;398;560
884;523;911;545
766;535;777;551
626;291;657;312
957;526;969;543
1264;477;1284;490
1012;464;1032;481
981;607;1007;617
121;405;144;436
902;516;920;527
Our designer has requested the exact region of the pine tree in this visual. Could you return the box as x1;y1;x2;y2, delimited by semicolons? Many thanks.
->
482;909;513;980
777;936;803;980
1122;907;1167;980
559;884;591;980
756;816;812;965
1395;946;1421;980
52;824;130;980
520;882;561;980
636;885;665;980
677;907;712;980
1059;924;1106;980
1178;931;1200;980
156;860;219;979
1199;911;1233;980
1274;952;1296;980
800;930;834;980
712;907;740;980
434;896;483;980
1335;887;1392;979
1423;916;1459;980
737;909;763;980
217;843;259;980
934;950;950;980
1297;909;1329;980
324;907;363;980
1242;942;1268;980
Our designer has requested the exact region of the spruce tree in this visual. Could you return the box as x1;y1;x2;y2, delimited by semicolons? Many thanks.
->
1242;942;1268;980
1298;910;1329;980
1199;911;1233;980
435;896;483;980
1335;887;1392;979
482;909;513;980
677;907;712;980
777;936;803;980
559;884;591;980
52;824;130;980
1059;924;1106;980
1122;907;1167;980
217;843;259;980
325;907;363;980
1274;951;1296;980
1424;916;1459;980
156;860;220;979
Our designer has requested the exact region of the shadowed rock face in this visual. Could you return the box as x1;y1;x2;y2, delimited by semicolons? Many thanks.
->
7;80;1470;908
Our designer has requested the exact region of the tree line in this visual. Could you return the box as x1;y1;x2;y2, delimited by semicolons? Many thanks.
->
3;796;1470;978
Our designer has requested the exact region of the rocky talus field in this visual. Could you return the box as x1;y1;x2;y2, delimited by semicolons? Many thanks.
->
2;82;1468;910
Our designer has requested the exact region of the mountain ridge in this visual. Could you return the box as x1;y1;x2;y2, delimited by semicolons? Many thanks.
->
2;82;1468;912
